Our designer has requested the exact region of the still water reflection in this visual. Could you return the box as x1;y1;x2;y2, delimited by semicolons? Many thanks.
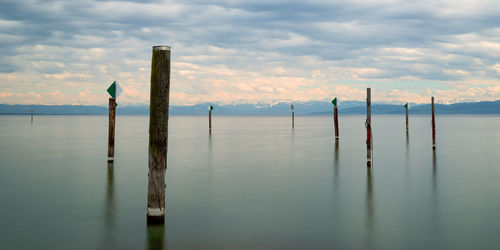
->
104;162;116;247
1;115;500;249
147;225;165;250
365;168;375;249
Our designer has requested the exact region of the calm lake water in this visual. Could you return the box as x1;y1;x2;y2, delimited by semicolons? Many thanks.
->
1;114;500;249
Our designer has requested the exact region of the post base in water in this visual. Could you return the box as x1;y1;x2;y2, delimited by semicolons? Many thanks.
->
107;157;113;163
433;145;436;150
147;208;165;224
367;160;372;168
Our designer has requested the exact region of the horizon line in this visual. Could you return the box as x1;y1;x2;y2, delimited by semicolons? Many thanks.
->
2;99;500;107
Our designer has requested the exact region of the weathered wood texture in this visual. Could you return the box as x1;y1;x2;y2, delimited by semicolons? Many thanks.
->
366;88;372;168
405;107;409;132
147;46;171;223
292;111;295;128
334;106;339;139
431;96;436;150
209;110;212;130
107;98;116;162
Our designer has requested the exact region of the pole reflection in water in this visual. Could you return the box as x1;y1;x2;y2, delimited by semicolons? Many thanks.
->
208;126;214;174
405;132;410;189
104;162;115;247
430;150;439;244
432;150;437;192
432;150;438;209
405;132;409;151
365;168;375;248
333;140;339;190
290;128;295;168
208;129;212;150
147;224;165;250
106;162;115;216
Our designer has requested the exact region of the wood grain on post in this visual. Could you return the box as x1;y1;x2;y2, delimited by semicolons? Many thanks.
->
366;88;372;168
147;45;171;224
209;110;212;130
334;106;339;140
108;98;116;162
431;96;436;150
405;106;409;132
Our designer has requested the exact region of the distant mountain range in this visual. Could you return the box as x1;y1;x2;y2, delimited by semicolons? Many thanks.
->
1;100;499;115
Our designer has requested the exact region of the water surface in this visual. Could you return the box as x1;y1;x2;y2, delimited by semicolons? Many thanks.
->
1;115;499;249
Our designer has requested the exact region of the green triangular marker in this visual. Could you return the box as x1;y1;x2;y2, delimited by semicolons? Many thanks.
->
404;103;408;109
107;81;116;98
106;81;122;99
331;97;337;107
210;105;214;111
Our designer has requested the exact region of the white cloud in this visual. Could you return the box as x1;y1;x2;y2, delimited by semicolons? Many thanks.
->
0;0;499;106
492;64;500;74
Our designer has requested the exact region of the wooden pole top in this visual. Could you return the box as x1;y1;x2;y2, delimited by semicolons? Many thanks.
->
153;46;171;51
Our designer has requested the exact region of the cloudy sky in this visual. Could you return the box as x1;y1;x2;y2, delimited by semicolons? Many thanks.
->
1;0;499;106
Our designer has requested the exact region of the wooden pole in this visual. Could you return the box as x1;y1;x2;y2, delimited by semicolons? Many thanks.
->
431;96;436;150
366;88;372;168
107;98;116;163
291;104;294;128
30;109;33;123
209;110;212;130
405;105;409;133
147;45;171;224
334;106;339;140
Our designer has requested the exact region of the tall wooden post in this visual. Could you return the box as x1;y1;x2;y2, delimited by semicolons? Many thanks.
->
291;104;295;128
334;106;339;140
30;108;34;123
209;110;212;130
147;45;171;224
209;105;214;131
332;97;339;140
405;103;409;133
431;96;436;150
108;98;116;163
366;88;372;168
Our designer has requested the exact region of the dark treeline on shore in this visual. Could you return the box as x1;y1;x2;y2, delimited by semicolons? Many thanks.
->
1;100;500;115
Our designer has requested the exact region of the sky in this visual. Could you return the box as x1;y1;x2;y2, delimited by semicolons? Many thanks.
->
0;0;499;106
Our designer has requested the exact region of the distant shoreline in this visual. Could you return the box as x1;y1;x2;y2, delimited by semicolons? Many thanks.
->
1;100;499;115
2;114;500;117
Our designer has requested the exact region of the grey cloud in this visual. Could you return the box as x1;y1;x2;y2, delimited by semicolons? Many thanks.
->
1;0;500;102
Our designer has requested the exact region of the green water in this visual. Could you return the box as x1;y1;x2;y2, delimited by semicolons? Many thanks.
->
0;115;499;249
